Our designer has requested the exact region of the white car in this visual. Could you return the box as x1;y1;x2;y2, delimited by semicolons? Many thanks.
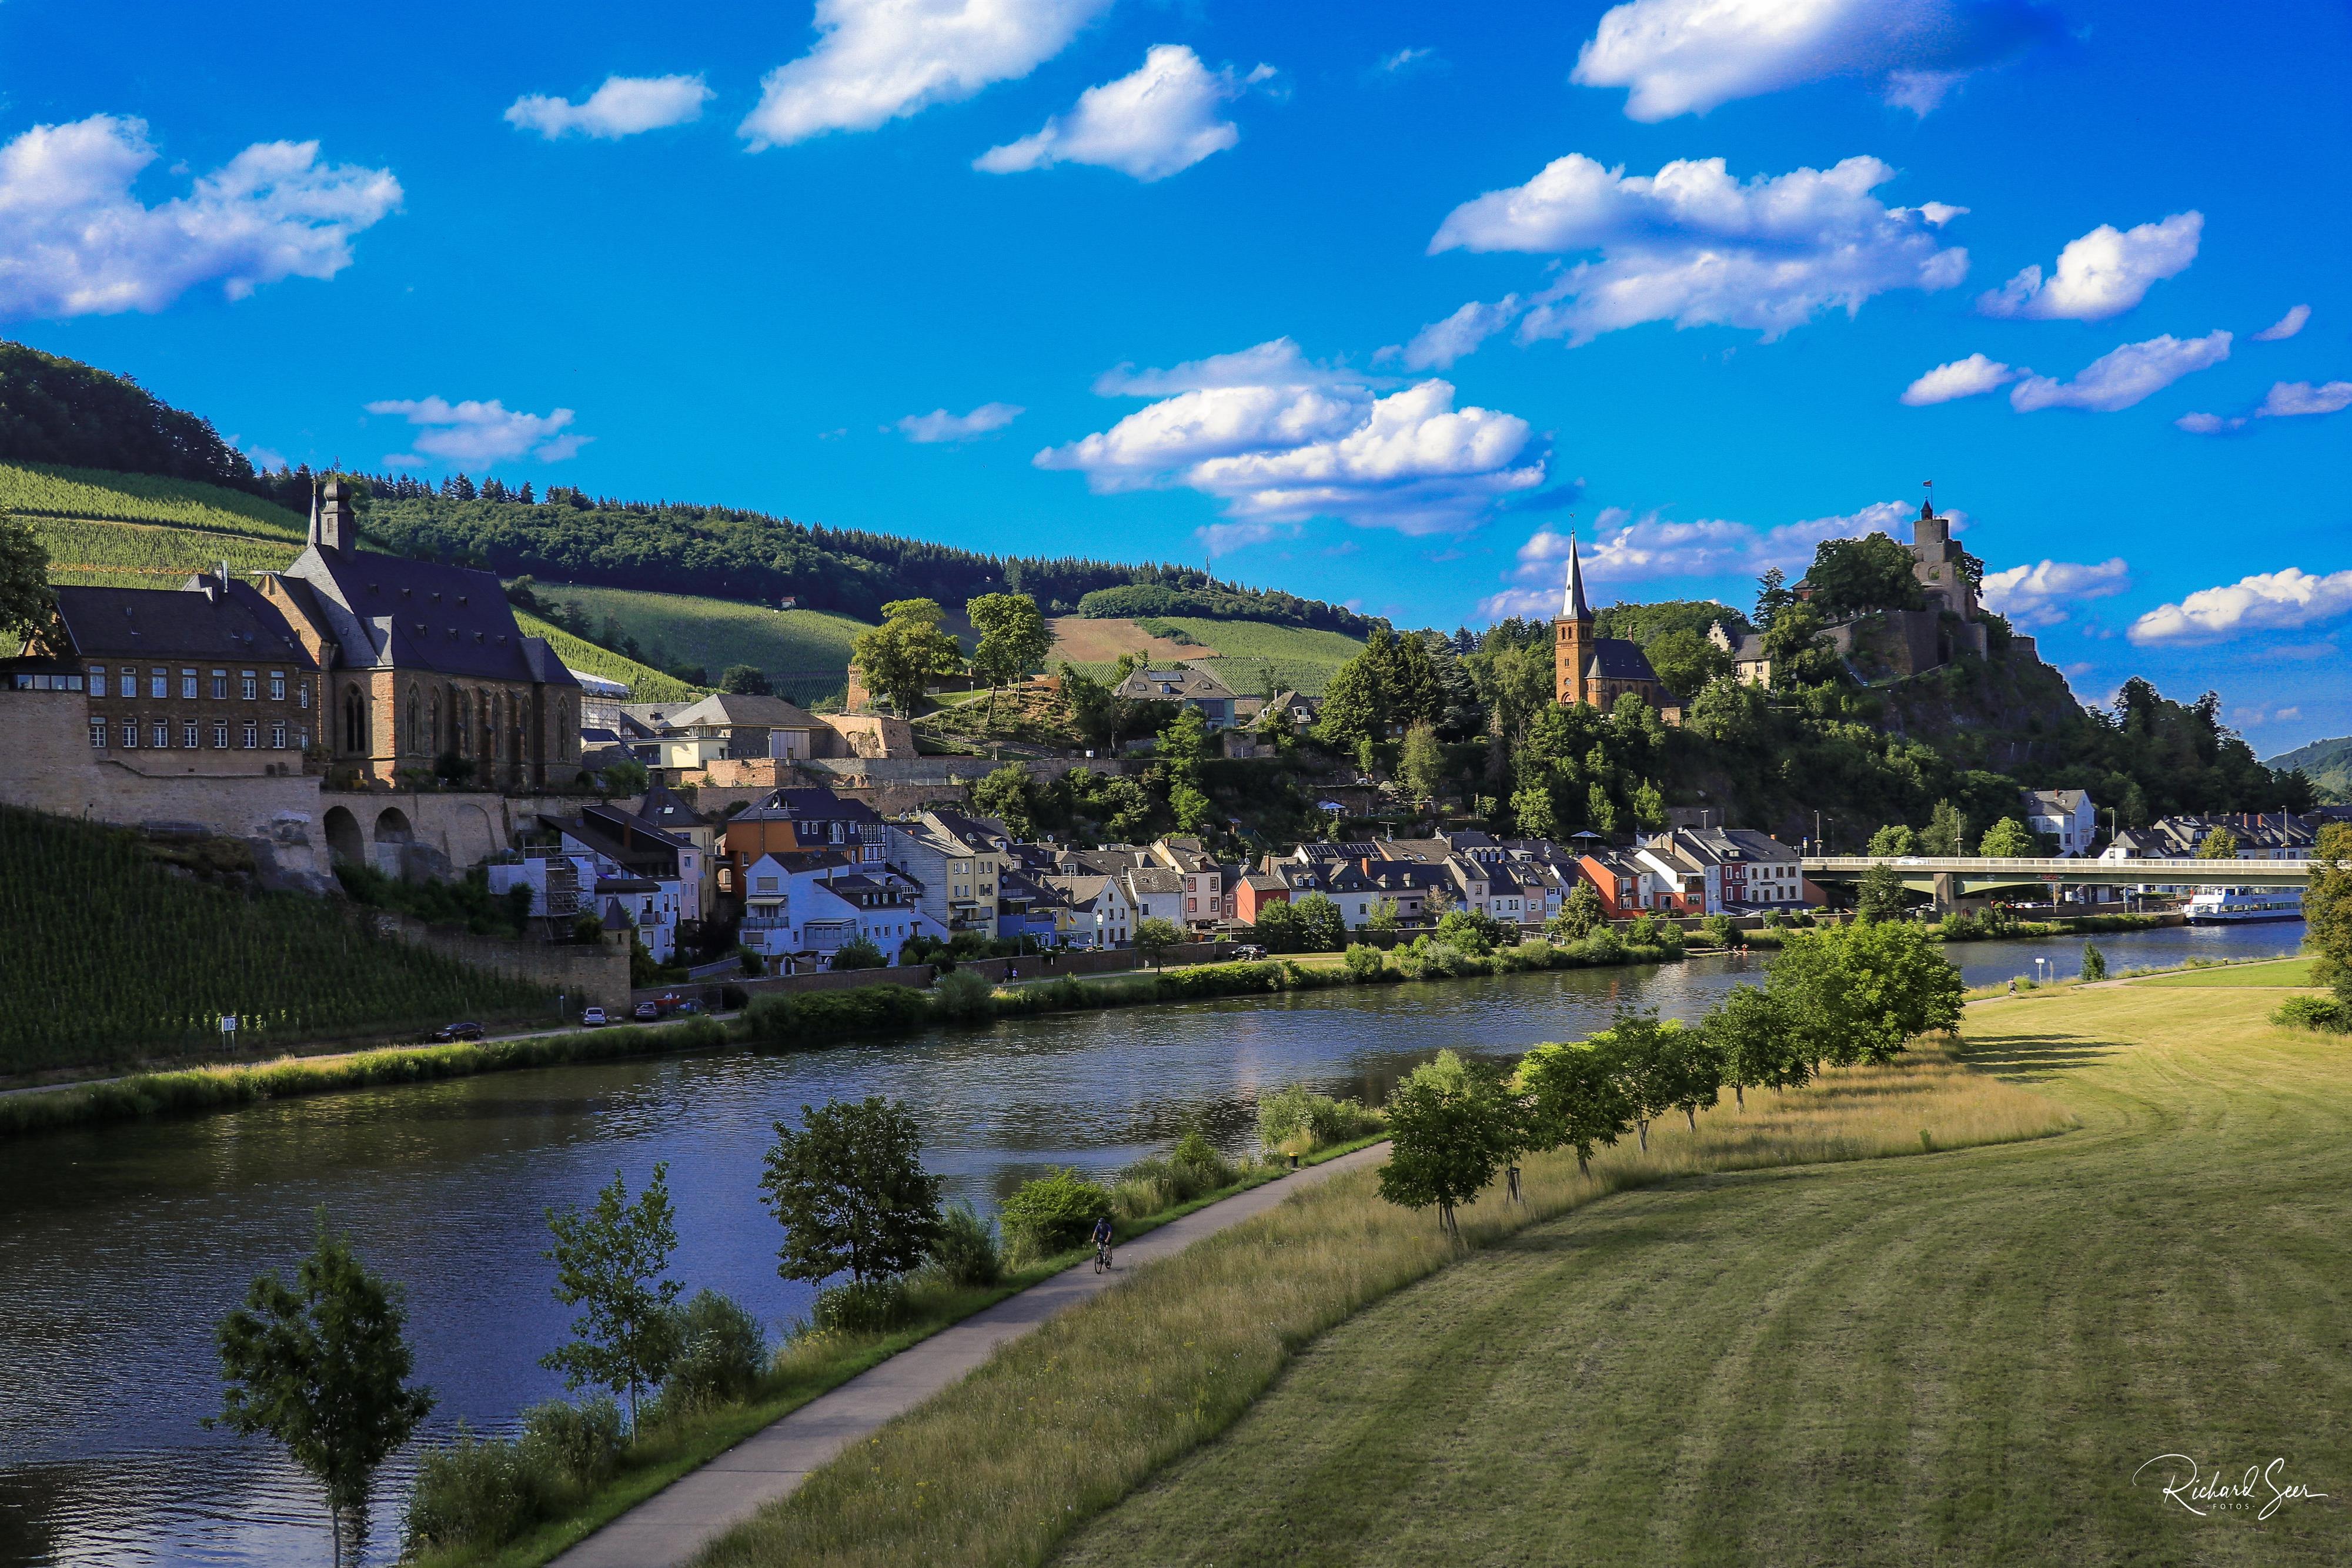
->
580;1007;608;1027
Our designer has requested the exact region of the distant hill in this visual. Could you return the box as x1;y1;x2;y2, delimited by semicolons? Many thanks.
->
2267;735;2352;803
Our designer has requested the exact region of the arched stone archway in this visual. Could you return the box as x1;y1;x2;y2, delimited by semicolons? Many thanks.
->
373;807;414;878
323;806;364;866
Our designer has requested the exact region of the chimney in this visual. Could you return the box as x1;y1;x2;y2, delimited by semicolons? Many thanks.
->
319;479;355;551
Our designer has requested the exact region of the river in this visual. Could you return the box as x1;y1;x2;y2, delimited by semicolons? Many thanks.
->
0;920;2304;1567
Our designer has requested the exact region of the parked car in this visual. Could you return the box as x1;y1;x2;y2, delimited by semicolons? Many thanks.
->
580;1007;608;1027
430;1022;485;1042
1230;944;1267;961
633;1001;660;1022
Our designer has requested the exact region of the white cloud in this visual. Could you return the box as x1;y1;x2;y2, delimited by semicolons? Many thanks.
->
1381;296;1523;371
243;443;289;473
1977;212;2201;321
1431;153;1967;346
975;44;1250;181
896;402;1024;442
739;0;1110;149
1038;339;1544;536
2130;568;2352;645
366;397;587;469
2174;411;2240;436
1901;352;2019;406
1979;558;2131;627
1374;47;1440;76
2252;304;2310;342
1477;498;1920;617
2009;331;2231;413
1570;0;2054;121
2257;380;2352;418
505;75;713;141
0;114;400;320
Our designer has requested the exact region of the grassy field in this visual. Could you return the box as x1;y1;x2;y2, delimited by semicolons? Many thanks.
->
1045;985;2351;1567
533;583;872;699
697;1041;2075;1568
2131;955;2317;987
1045;616;1197;667
1048;614;1367;696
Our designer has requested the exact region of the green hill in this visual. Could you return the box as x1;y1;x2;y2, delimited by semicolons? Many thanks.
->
524;583;873;703
0;805;552;1074
1132;616;1366;697
2267;734;2352;803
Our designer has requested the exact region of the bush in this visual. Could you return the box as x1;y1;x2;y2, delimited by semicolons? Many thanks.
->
1701;912;1735;947
519;1396;626;1487
2273;995;2350;1034
1257;1084;1383;1155
661;1290;768;1410
930;1201;1003;1286
1343;943;1388;980
402;1426;545;1556
931;967;996;1019
998;1167;1113;1263
1579;924;1625;962
813;1278;910;1334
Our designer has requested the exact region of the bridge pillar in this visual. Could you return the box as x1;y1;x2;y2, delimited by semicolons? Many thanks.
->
1933;872;1956;912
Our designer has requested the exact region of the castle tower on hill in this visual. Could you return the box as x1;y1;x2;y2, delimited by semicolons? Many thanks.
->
1552;535;1680;723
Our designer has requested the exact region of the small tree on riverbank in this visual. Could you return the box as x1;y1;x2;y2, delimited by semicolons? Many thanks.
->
1134;916;1183;969
1377;1049;1516;1238
2305;824;2352;1005
2081;942;2107;982
212;1211;434;1568
1594;1008;1681;1152
1515;1040;1630;1177
542;1164;683;1432
1705;984;1806;1108
763;1096;944;1289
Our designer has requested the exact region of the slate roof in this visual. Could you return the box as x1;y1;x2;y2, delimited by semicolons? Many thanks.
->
1117;665;1238;701
52;582;315;665
1583;638;1664;683
661;692;822;730
276;544;574;687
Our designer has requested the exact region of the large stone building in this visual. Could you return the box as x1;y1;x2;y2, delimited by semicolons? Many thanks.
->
1553;535;1680;721
252;480;583;789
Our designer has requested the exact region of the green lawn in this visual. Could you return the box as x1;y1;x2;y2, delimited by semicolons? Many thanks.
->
1053;985;2352;1567
2131;955;2316;987
533;583;873;700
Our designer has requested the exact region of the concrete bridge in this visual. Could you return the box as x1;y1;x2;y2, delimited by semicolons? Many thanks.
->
1801;855;2311;901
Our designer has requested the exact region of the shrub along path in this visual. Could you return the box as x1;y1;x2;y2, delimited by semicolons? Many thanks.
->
1053;985;2352;1567
547;1142;1391;1568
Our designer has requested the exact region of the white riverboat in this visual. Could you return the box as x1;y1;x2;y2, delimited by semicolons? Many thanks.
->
2183;888;2306;925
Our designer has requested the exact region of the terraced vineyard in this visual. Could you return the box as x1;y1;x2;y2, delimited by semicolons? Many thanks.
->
0;460;307;539
532;581;874;701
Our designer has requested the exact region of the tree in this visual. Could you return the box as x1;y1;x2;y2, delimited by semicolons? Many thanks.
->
1399;721;1446;804
1922;800;1968;856
829;935;887;971
853;599;965;716
1768;922;1963;1070
1753;566;1795;628
2195;825;2241;860
1376;1050;1518;1238
2081;942;2107;982
1593;1008;1678;1152
971;763;1038;838
1759;600;1838;687
2306;823;2352;1005
1977;817;2037;858
1867;824;1917;857
1703;984;1805;1109
1662;1024;1723;1132
1252;898;1304;952
1511;780;1558;840
761;1096;945;1290
1856;861;1910;924
541;1165;683;1432
1365;896;1401;934
719;664;772;696
1134;915;1184;968
0;514;52;639
1289;892;1348;952
965;592;1050;727
1516;1040;1631;1178
212;1212;434;1568
1805;532;1926;616
1550;881;1606;941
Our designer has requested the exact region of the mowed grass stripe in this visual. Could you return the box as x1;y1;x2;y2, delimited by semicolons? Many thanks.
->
1055;987;2352;1567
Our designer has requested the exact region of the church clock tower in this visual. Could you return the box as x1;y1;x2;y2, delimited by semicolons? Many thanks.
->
1553;534;1593;707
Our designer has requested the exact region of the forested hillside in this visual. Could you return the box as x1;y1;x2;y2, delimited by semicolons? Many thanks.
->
2267;735;2352;803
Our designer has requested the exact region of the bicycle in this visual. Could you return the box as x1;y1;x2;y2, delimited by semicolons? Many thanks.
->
1094;1236;1114;1273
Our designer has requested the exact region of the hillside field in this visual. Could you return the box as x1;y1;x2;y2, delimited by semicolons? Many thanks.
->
2267;734;2352;801
1048;614;1366;696
533;582;873;702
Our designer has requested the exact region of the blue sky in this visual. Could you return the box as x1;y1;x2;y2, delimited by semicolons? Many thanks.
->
5;0;2348;755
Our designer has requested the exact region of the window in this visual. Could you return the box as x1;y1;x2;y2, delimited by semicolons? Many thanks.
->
298;682;309;710
88;668;107;697
149;668;167;698
89;719;106;748
242;721;258;750
270;721;286;750
295;727;309;751
211;670;228;699
241;671;258;701
213;722;229;748
181;668;197;699
121;720;138;748
269;671;286;701
151;721;169;748
182;721;199;748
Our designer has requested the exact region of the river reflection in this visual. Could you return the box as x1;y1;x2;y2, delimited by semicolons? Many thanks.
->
0;920;2301;1566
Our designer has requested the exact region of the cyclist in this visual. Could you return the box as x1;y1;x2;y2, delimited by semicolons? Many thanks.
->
1091;1213;1114;1272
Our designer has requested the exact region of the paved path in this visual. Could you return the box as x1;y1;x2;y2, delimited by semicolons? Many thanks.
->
550;1141;1392;1568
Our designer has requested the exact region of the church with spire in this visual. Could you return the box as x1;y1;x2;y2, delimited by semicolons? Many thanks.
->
1553;536;1681;723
